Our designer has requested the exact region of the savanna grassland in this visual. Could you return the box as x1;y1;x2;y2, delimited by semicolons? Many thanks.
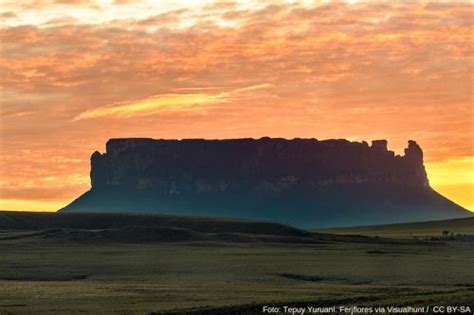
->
317;217;474;238
0;211;473;314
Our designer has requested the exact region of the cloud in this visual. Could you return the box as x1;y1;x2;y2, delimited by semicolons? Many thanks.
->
0;11;17;18
1;0;99;10
73;93;229;120
73;83;273;120
233;83;274;93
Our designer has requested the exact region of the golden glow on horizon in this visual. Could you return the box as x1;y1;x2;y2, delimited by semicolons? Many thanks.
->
0;0;472;212
1;158;472;212
426;157;474;211
0;199;67;212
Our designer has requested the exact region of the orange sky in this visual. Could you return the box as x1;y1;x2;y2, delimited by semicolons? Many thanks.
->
0;0;473;212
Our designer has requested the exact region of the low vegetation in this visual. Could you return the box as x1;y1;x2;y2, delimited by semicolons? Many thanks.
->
317;217;474;238
0;211;473;314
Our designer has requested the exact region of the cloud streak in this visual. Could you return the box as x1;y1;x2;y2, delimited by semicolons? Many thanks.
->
74;93;229;120
73;83;273;120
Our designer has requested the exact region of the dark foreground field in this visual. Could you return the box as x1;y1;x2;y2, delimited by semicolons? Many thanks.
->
317;217;474;238
0;211;473;314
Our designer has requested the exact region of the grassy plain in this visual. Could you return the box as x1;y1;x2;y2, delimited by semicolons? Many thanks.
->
317;217;474;238
0;212;473;314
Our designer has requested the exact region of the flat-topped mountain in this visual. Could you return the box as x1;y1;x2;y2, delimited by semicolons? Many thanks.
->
61;137;471;227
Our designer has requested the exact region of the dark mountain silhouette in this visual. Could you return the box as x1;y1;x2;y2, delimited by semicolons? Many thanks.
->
60;137;471;228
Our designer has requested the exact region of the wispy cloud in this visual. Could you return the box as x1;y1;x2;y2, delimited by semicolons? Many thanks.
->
73;93;229;120
73;83;273;120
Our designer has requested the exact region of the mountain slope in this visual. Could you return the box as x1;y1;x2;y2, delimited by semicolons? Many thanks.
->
60;137;471;228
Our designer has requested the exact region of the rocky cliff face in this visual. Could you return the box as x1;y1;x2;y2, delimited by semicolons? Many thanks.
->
89;138;428;192
61;138;470;228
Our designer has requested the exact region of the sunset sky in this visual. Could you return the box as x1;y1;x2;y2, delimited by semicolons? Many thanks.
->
0;0;472;212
